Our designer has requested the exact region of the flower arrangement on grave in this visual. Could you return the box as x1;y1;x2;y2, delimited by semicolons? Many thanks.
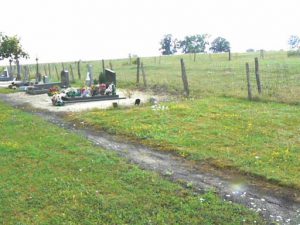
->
63;87;81;98
91;85;99;96
99;83;107;95
48;85;60;96
51;93;65;106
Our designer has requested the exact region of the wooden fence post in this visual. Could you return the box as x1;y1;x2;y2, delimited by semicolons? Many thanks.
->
180;58;189;97
54;65;59;80
193;52;196;62
246;62;252;100
48;64;51;78
109;61;113;70
141;62;147;88
228;50;231;61
260;49;264;59
102;59;105;75
77;60;81;80
69;64;75;83
61;62;65;70
254;57;262;94
43;65;48;76
136;57;140;85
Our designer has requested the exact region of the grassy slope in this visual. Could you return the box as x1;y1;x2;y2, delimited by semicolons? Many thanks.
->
7;51;299;103
67;97;300;189
0;100;264;224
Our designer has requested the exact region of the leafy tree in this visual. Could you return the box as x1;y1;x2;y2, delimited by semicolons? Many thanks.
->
179;34;209;54
0;34;29;80
288;35;300;49
210;37;230;53
159;34;177;55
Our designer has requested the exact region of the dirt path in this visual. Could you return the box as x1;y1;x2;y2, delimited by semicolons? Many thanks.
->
1;93;300;225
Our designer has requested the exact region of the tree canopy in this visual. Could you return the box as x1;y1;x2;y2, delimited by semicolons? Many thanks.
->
159;34;177;55
0;34;29;61
288;35;300;49
179;34;209;54
209;37;230;53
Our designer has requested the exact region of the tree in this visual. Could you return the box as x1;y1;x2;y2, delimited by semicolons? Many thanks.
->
288;35;300;49
159;34;177;55
179;34;209;54
0;34;29;80
210;37;230;53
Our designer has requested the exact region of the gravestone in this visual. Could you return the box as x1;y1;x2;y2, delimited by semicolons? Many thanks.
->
88;64;93;86
43;75;49;84
105;68;116;85
60;70;70;88
35;73;42;83
23;66;29;82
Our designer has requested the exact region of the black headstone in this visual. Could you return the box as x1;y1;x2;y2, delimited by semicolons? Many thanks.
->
61;70;70;88
105;68;116;85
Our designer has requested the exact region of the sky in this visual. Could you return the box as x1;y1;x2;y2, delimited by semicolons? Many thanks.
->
0;0;299;65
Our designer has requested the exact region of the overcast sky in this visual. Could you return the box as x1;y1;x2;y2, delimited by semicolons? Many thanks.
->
0;0;299;64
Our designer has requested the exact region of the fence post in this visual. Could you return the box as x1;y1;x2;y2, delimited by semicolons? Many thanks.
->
109;61;113;70
228;50;231;61
193;52;196;62
180;58;190;97
260;49;264;59
61;62;65;70
77;60;81;80
102;59;105;75
254;57;262;94
136;57;140;85
141;62;147;88
43;65;48;76
54;65;59;80
246;62;252;100
48;64;51;78
69;64;75;83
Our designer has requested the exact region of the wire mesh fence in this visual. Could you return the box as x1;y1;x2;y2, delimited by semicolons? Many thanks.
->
2;51;300;104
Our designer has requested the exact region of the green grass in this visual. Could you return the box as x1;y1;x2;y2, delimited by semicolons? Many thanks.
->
67;97;300;189
0;100;265;224
6;51;300;104
0;88;18;94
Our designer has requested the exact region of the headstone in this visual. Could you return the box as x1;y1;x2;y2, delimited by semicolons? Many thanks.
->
35;73;42;83
3;67;9;77
23;66;29;82
88;64;93;86
43;75;49;84
85;72;90;86
105;68;116;85
60;70;70;88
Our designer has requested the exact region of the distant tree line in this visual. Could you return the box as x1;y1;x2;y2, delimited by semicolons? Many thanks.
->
159;34;230;55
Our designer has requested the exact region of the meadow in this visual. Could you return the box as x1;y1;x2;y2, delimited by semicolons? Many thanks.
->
0;100;264;224
67;97;300;189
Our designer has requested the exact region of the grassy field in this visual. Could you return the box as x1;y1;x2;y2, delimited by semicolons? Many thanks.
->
0;100;265;224
11;51;299;104
67;97;300;189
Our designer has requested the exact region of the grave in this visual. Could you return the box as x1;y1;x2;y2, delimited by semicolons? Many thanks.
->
53;68;124;105
26;70;70;95
0;68;12;81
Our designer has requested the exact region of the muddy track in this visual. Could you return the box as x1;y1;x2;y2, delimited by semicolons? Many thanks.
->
1;94;300;225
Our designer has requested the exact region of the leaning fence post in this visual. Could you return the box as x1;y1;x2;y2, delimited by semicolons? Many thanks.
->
180;58;190;97
77;60;81;80
246;62;252;100
136;57;140;85
254;57;262;94
141;62;147;88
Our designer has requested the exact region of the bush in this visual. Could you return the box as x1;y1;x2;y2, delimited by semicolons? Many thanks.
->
287;50;300;57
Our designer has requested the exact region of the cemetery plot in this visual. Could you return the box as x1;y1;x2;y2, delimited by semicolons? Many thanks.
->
51;68;125;106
